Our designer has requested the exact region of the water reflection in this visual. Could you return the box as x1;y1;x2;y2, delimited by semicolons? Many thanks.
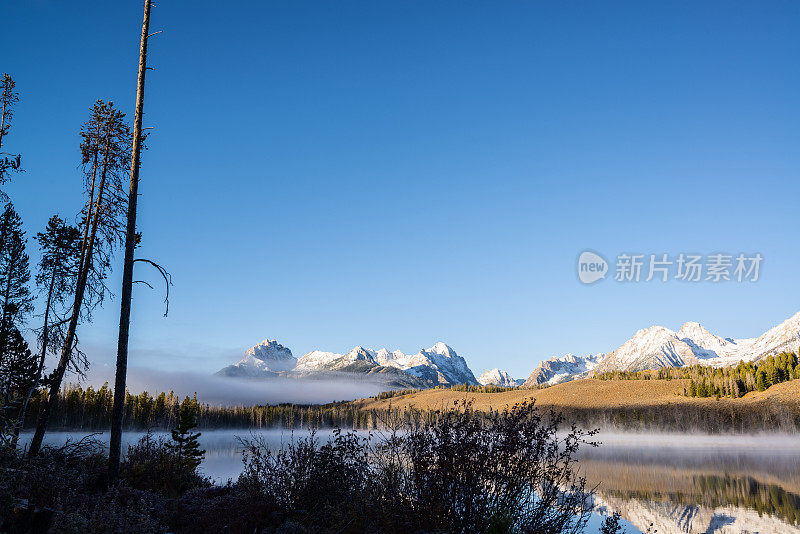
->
581;433;800;533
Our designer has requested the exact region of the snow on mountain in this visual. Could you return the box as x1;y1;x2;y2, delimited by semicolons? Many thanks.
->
477;368;519;387
522;353;602;387
595;492;799;534
221;340;478;387
593;326;697;373
295;346;378;372
296;342;478;386
521;311;800;385
386;342;478;386
592;311;800;375
748;311;800;361
216;339;296;377
217;312;800;390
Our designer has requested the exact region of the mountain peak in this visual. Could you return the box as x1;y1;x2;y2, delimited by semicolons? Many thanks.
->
217;338;297;377
245;338;293;357
428;342;455;356
478;368;519;387
678;321;717;338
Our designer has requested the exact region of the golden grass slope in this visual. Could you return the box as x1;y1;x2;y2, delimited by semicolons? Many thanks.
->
355;378;800;413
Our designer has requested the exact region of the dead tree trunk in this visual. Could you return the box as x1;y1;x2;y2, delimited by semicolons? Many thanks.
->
108;0;152;481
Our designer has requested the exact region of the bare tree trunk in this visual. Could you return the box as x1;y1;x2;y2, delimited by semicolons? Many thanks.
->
108;0;152;481
27;140;111;457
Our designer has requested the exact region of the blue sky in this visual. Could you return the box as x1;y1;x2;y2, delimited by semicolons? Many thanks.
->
3;1;799;381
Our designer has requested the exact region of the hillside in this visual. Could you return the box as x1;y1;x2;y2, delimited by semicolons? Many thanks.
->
359;378;800;411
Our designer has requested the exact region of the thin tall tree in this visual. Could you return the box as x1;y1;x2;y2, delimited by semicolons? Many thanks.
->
0;74;23;193
13;216;81;442
109;0;154;480
28;102;131;456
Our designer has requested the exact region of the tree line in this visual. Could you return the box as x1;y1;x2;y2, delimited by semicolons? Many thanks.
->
21;378;800;434
596;351;800;399
22;383;410;431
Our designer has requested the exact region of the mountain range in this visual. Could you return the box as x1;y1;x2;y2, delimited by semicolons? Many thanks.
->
217;341;478;388
217;311;800;390
528;311;800;385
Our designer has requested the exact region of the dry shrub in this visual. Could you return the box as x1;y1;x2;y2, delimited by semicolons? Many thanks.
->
234;400;598;533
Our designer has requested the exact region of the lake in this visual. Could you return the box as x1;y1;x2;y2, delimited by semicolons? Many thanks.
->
18;430;800;534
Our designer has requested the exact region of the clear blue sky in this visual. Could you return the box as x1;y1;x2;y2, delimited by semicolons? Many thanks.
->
3;1;799;381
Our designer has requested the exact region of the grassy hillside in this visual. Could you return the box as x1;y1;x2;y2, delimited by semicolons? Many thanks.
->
359;379;800;410
354;379;800;433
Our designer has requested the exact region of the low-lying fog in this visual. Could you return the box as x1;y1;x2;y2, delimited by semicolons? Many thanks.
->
85;365;387;405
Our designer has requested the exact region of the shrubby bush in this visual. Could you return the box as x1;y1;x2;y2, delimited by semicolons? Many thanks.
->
120;431;211;498
232;400;597;533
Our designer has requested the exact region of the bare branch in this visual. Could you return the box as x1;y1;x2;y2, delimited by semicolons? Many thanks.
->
133;258;172;316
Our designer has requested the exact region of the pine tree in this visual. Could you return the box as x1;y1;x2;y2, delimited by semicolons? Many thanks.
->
32;216;81;364
0;327;36;445
13;216;82;441
1;328;36;394
768;364;781;387
168;395;205;470
0;74;23;192
756;371;767;392
0;203;33;386
28;101;132;457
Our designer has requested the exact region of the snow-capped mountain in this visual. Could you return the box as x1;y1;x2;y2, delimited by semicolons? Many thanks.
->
294;342;478;386
594;492;800;534
477;368;519;387
217;311;800;391
218;341;478;388
519;311;800;386
522;353;602;387
594;311;800;374
216;339;296;377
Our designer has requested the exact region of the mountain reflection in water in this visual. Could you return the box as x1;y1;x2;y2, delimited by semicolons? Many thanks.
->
580;433;800;533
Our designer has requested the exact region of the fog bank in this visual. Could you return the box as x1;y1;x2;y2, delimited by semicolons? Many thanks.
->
85;365;387;406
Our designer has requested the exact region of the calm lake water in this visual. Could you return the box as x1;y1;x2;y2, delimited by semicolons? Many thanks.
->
18;430;800;534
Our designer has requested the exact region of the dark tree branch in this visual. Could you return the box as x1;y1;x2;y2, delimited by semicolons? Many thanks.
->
133;258;172;316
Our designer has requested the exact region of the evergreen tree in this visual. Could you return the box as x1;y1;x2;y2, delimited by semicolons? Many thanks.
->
0;74;23;192
756;371;767;392
12;216;82;443
1;328;36;395
0;327;35;445
28;101;132;457
32;216;81;370
768;363;781;387
0;203;33;384
168;395;205;470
